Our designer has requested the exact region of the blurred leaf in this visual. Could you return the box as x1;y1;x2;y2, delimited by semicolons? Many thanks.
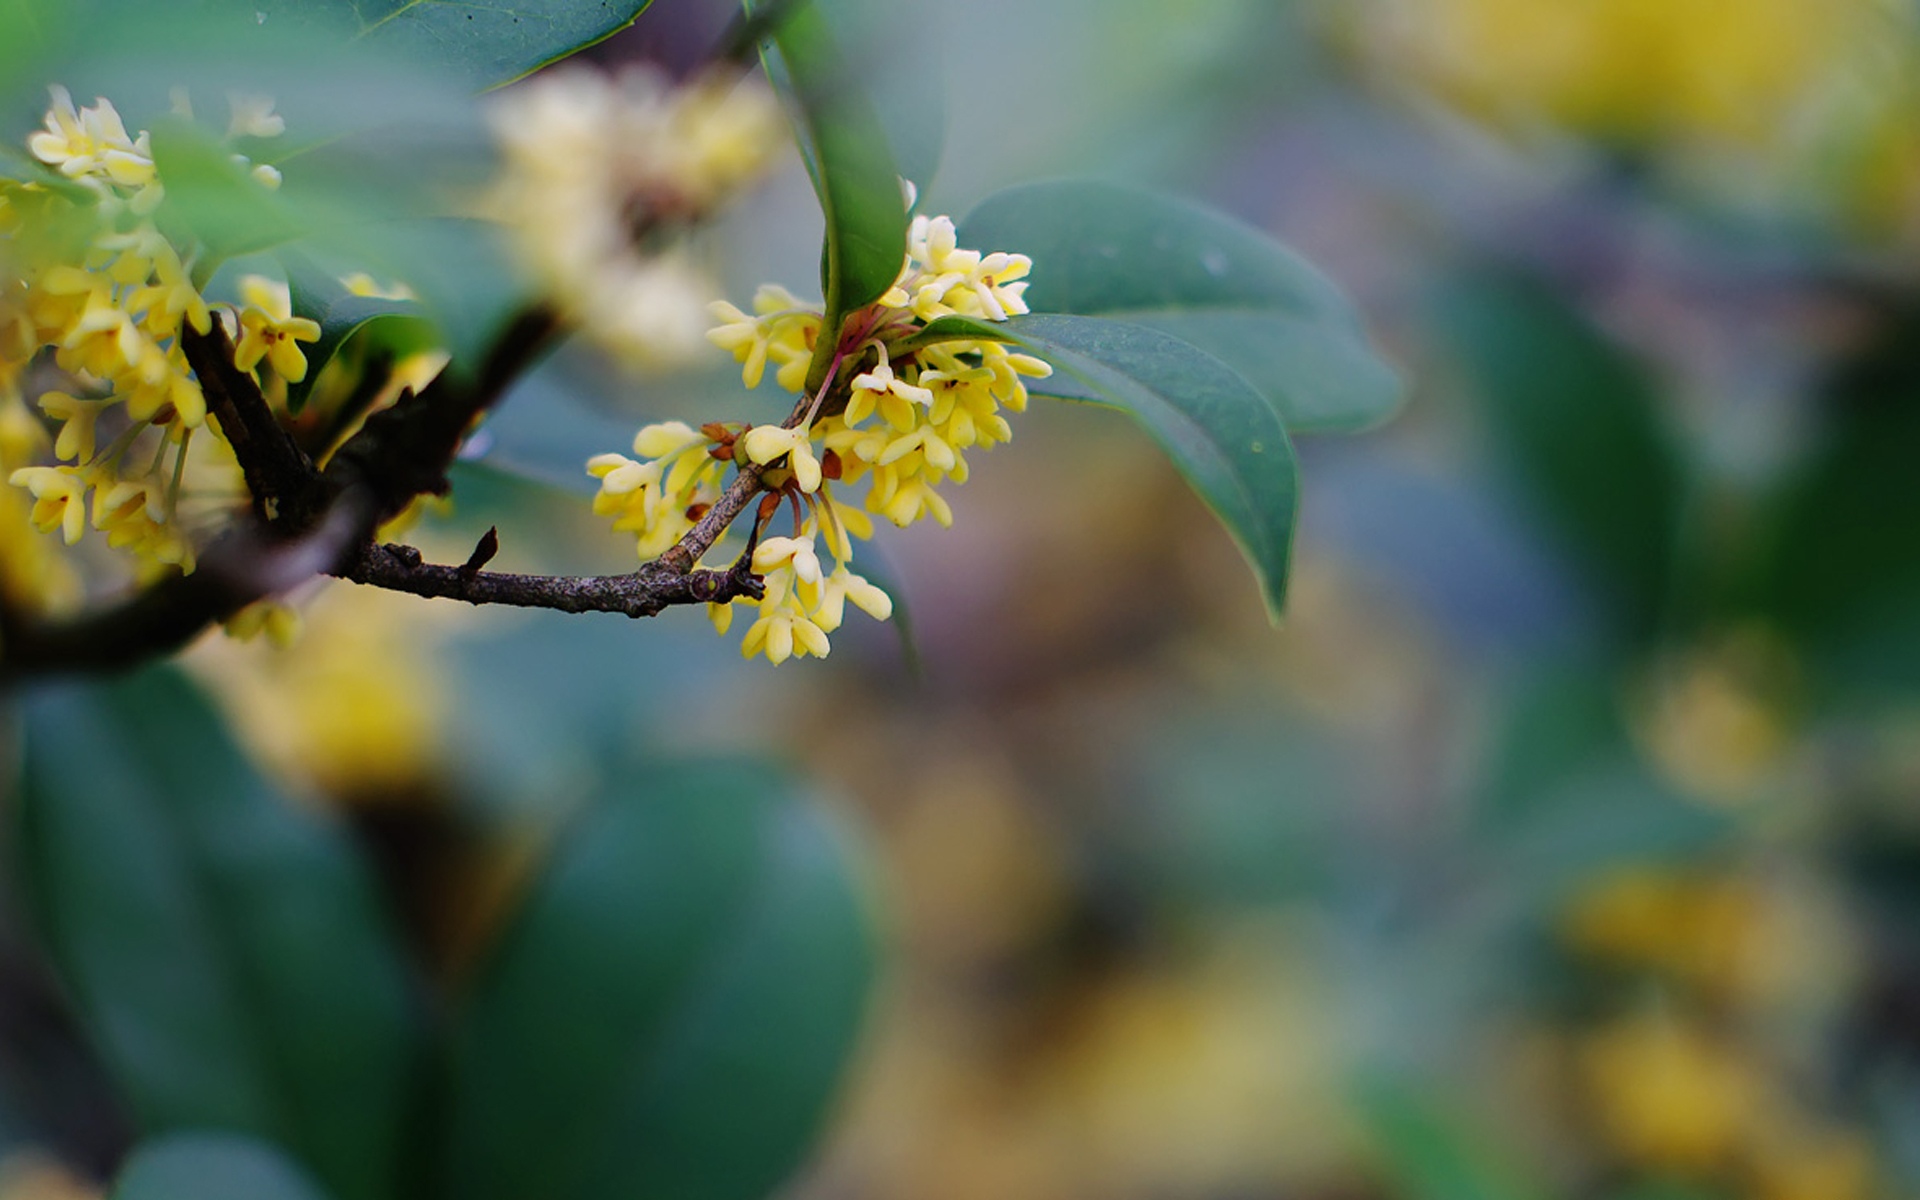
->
339;217;525;375
459;357;646;496
958;180;1401;433
349;0;658;89
1477;662;1630;827
1356;1079;1544;1200
156;0;659;90
812;0;943;190
110;1132;332;1200
17;669;423;1200
1124;707;1356;908
151;120;307;264
1748;308;1920;689
443;758;876;1200
282;266;435;414
960;180;1361;323
1432;268;1687;644
920;312;1298;618
1124;308;1403;433
746;0;907;338
1475;664;1725;906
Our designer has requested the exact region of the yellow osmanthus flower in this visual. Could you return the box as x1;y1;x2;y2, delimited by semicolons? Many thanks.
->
231;275;322;383
589;420;730;559
0;86;375;595
29;86;156;190
1580;1011;1757;1174
591;201;1049;664
487;65;785;371
707;284;821;393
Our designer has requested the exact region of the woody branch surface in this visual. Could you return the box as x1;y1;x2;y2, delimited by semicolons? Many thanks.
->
0;307;771;681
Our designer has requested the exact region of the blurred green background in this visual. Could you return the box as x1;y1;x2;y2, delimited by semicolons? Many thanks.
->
10;0;1920;1197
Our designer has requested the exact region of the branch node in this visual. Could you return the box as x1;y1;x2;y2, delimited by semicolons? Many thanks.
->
460;527;500;578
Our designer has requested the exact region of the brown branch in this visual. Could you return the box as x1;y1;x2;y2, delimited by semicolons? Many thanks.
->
0;303;771;682
323;308;561;524
334;537;764;616
0;311;560;681
179;324;326;528
0;495;371;680
658;463;767;574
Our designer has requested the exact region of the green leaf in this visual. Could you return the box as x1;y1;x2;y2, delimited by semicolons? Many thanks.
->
811;0;944;189
337;217;525;375
150;120;308;264
17;669;423;1200
957;180;1402;432
746;0;908;340
110;1132;333;1200
443;758;877;1200
1744;306;1920;690
924;312;1299;618
282;266;436;415
1120;308;1403;433
958;179;1362;326
1431;268;1688;644
206;0;657;89
1355;1079;1544;1200
355;0;657;88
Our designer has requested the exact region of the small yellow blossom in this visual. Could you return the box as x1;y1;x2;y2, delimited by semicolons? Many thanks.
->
232;275;322;382
813;564;892;632
341;273;417;302
28;87;155;189
588;420;728;559
224;598;304;648
36;392;110;463
10;466;89;544
740;424;823;492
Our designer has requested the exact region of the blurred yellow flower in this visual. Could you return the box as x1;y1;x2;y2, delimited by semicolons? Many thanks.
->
1580;1011;1756;1174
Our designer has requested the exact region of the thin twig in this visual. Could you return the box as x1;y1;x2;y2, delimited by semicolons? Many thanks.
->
0;495;371;680
658;463;767;574
334;539;764;616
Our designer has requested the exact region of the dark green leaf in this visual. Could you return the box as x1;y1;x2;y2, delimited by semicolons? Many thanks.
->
956;181;1402;432
150;120;307;264
1432;268;1687;644
443;758;876;1200
746;0;907;341
1745;306;1920;690
356;0;656;88
110;1132;332;1200
812;0;943;189
958;179;1361;327
17;669;422;1200
1121;308;1403;433
216;0;657;89
283;266;436;415
924;312;1299;618
339;217;525;375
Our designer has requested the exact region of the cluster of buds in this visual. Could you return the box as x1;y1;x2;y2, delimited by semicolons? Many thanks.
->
592;199;1052;665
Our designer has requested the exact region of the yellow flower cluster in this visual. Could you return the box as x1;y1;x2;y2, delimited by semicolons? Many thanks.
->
1350;0;1884;150
587;421;730;559
0;88;321;593
591;206;1051;665
487;66;786;371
